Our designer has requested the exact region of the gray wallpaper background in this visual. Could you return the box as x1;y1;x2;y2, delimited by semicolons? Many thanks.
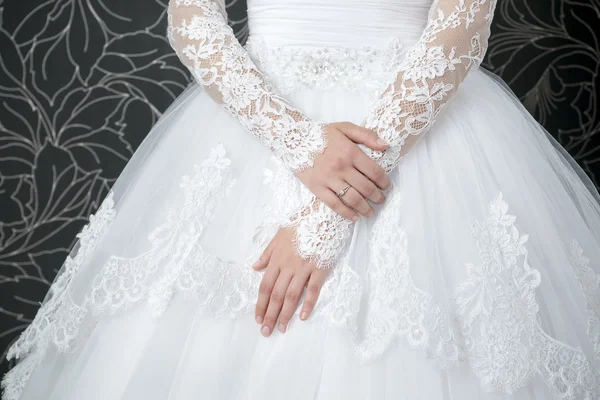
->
0;0;599;377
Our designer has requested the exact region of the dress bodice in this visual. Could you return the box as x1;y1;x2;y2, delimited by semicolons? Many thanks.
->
247;0;431;47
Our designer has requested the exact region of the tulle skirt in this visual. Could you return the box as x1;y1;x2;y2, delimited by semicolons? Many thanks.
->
3;64;600;400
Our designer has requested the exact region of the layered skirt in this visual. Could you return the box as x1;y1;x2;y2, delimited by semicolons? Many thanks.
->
3;36;600;400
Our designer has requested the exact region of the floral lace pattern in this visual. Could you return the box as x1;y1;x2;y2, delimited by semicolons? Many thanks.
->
89;144;238;317
2;192;117;400
535;331;600;400
355;187;462;365
292;201;355;269
291;0;499;270
167;0;327;172
245;36;404;98
570;239;600;362
455;193;600;398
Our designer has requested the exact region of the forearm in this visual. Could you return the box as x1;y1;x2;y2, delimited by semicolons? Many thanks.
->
362;0;497;172
167;0;326;172
289;0;497;270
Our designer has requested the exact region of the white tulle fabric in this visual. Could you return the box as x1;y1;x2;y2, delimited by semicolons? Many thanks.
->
3;1;600;399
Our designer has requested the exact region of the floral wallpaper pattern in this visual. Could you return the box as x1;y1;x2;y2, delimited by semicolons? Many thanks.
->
0;0;598;377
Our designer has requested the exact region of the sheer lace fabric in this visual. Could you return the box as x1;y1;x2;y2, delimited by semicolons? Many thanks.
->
294;0;498;269
363;0;496;168
167;0;326;172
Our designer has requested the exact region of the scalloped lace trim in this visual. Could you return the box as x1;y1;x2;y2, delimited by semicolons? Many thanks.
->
354;188;461;366
569;239;600;363
3;147;600;400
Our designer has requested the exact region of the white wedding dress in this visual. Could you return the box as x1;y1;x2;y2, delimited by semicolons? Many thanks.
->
3;0;600;399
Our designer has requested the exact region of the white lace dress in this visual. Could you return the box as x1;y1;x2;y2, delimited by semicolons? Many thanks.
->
3;0;600;399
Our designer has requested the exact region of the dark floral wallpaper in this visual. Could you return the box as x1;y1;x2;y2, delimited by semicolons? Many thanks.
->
0;0;599;378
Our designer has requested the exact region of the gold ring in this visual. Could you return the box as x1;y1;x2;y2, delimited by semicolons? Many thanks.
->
337;184;351;198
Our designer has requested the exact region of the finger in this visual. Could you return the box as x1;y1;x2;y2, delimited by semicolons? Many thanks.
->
299;269;329;321
339;186;373;217
261;271;294;337
346;169;385;205
318;187;359;222
255;266;280;325
336;122;388;151
353;151;391;190
253;235;276;270
278;269;311;333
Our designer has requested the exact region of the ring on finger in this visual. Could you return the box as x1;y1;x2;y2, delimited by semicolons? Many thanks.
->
337;184;351;199
336;184;353;208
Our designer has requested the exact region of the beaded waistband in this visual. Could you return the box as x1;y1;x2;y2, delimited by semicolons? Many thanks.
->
244;36;404;96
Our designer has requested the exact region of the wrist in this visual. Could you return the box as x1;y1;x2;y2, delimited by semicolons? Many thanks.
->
292;199;354;269
275;119;327;173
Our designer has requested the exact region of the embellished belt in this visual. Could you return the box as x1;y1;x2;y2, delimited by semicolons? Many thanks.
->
244;36;404;96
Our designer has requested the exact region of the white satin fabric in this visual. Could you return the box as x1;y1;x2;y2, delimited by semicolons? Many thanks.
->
247;0;429;47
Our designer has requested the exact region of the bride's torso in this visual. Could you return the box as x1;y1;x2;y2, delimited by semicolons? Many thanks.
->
244;0;432;97
247;0;431;47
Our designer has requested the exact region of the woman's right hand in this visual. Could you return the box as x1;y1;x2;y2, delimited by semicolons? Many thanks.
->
295;122;391;221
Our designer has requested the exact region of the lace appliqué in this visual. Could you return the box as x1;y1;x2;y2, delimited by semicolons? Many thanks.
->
570;239;600;362
1;192;117;400
292;202;354;269
167;0;327;172
362;0;494;173
455;193;540;392
89;144;239;317
455;193;600;398
356;187;461;365
245;36;404;98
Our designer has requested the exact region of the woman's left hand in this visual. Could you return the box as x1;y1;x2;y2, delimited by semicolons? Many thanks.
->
252;227;331;337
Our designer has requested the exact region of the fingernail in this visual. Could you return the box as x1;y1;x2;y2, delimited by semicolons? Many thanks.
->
300;312;308;320
278;323;286;333
352;214;359;222
368;210;374;217
261;325;271;336
252;258;262;269
376;138;387;146
255;315;263;324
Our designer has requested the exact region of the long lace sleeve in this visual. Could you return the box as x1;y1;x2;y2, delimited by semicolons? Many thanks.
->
362;0;497;170
167;0;326;172
293;0;497;269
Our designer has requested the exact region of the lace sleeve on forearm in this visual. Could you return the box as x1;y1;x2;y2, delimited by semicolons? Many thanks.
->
167;0;326;172
292;0;497;269
363;0;497;171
